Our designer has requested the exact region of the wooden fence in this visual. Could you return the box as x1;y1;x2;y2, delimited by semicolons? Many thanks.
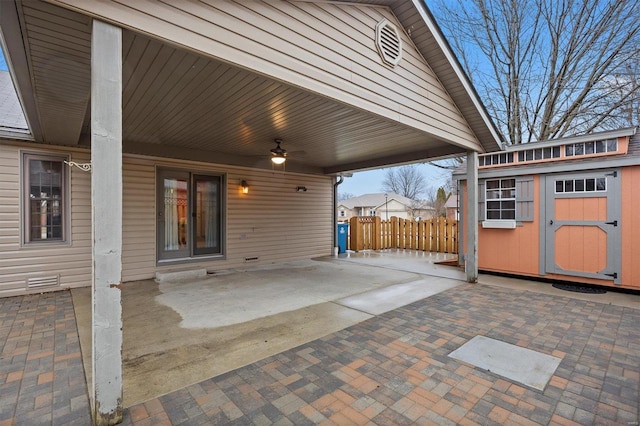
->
348;216;458;254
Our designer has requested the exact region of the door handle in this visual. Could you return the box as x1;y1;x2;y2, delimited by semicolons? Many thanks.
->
549;220;553;225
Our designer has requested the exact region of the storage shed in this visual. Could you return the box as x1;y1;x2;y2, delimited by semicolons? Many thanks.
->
455;127;640;291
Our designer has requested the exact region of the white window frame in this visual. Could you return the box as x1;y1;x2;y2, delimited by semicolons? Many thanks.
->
484;178;516;226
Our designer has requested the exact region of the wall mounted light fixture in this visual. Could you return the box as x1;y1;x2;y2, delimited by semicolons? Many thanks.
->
296;186;307;192
241;180;249;194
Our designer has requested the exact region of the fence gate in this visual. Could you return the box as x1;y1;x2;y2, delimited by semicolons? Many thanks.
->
348;216;457;254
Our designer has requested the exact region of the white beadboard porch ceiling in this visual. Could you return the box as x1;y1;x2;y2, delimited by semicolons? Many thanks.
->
4;0;501;175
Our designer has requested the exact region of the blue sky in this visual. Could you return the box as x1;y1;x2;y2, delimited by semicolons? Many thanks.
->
0;50;6;71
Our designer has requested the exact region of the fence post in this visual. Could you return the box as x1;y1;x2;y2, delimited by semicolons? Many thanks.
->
349;216;360;252
374;216;381;250
390;217;398;248
435;217;442;252
452;220;458;254
383;219;389;249
405;220;413;249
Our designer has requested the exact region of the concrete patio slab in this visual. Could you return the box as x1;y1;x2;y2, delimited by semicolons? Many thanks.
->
336;276;460;315
73;258;444;406
155;260;422;329
448;335;562;391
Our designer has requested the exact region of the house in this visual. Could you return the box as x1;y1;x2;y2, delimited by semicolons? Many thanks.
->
445;194;459;220
455;127;640;292
0;0;502;421
337;192;434;221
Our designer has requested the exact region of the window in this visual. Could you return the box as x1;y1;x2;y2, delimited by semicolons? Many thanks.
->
555;177;606;193
23;153;67;243
485;178;515;220
340;210;345;217
369;209;375;216
517;146;561;162
157;169;224;261
565;139;617;157
479;152;514;166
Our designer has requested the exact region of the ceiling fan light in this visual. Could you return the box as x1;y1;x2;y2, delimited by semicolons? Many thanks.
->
271;155;286;165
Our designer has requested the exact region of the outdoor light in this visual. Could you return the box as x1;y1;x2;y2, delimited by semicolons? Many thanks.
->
241;180;249;194
270;139;287;165
271;155;286;165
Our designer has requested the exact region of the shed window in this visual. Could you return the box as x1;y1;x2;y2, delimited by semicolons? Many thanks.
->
485;178;516;220
23;153;68;243
565;139;617;156
555;177;606;193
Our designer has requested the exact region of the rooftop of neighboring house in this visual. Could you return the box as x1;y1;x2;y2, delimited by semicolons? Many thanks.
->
338;193;416;210
445;195;458;209
0;71;28;132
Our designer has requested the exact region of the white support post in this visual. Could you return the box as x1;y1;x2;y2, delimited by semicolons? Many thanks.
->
91;20;123;425
466;151;479;283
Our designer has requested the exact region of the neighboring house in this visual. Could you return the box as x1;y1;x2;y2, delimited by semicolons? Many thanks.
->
0;0;502;418
445;195;459;220
337;193;434;221
455;127;640;291
0;70;28;136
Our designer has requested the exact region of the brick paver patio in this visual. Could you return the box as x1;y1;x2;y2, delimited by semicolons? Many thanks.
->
0;291;90;425
1;284;639;425
121;284;639;425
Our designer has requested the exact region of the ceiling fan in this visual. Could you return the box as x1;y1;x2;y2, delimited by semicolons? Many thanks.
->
270;139;287;165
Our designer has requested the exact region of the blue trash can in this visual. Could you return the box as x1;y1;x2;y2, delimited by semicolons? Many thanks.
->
337;223;348;254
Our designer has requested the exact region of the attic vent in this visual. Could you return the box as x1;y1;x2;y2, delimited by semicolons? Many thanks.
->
27;275;60;289
376;19;402;67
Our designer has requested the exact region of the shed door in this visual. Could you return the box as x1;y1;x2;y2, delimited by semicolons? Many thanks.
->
544;169;621;284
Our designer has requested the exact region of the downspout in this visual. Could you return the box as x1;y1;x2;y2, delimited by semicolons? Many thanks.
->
333;176;344;256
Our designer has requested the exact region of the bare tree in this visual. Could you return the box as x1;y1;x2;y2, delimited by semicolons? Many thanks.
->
338;192;355;201
430;0;640;144
381;165;427;200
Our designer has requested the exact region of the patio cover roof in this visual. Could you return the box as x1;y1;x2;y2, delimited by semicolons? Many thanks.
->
0;0;501;175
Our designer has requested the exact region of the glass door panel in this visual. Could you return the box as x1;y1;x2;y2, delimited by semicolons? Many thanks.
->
158;171;190;260
194;175;221;255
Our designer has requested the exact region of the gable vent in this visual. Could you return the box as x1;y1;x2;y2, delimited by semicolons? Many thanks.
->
27;275;60;289
376;19;402;67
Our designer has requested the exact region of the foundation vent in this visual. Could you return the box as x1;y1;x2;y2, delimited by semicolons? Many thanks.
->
27;275;60;289
376;19;402;67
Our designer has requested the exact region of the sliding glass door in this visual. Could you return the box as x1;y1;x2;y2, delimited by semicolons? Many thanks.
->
157;169;223;261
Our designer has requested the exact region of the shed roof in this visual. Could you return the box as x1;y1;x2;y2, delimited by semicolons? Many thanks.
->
454;127;640;179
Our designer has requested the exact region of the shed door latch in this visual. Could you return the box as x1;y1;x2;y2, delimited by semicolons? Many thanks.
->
605;220;618;226
604;272;618;279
